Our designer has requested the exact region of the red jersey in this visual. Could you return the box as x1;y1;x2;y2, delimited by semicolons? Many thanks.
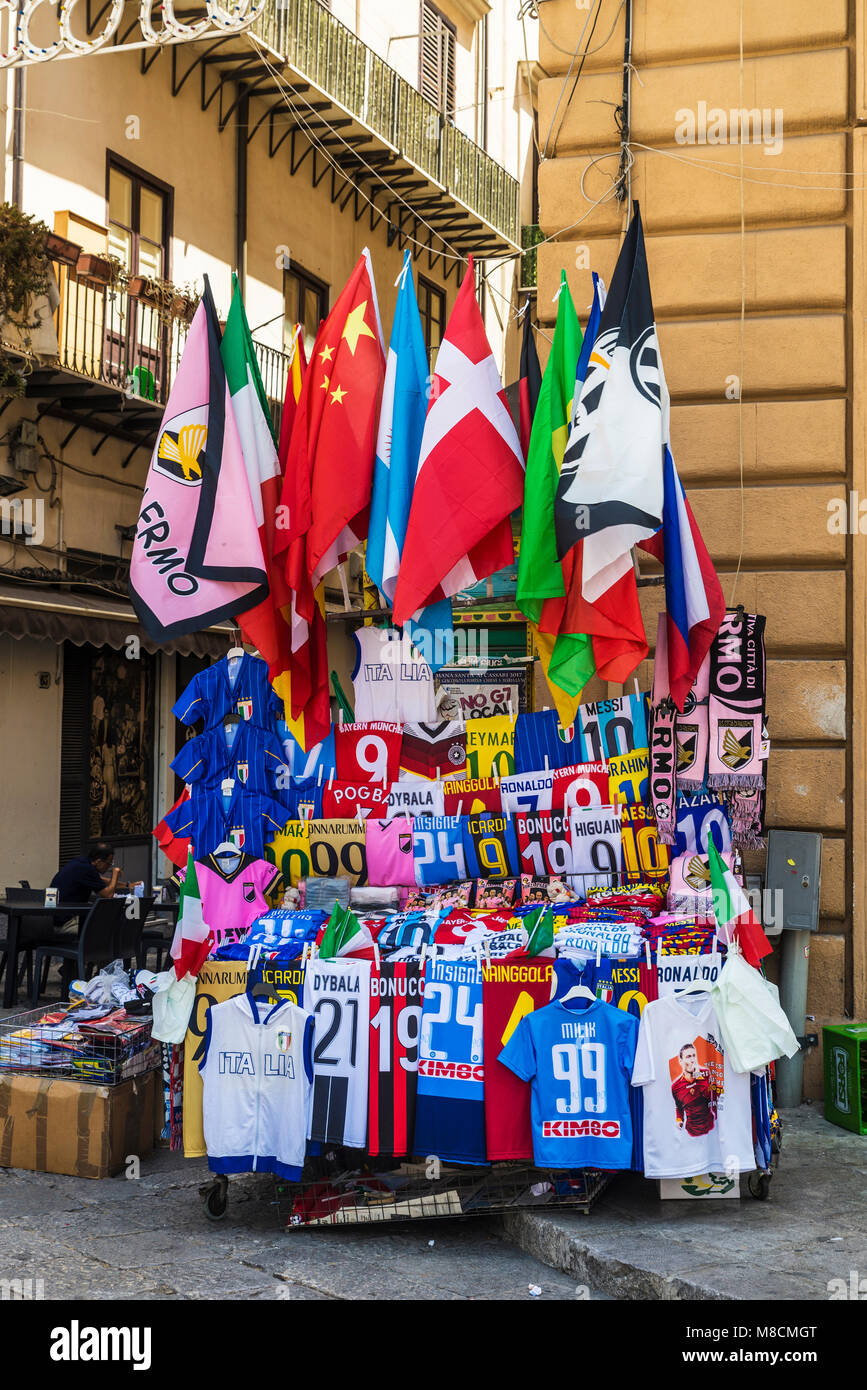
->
671;1071;717;1137
368;960;424;1157
321;779;388;820
335;721;402;784
482;958;554;1161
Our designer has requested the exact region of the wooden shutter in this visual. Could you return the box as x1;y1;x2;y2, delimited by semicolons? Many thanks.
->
58;643;91;865
420;1;456;117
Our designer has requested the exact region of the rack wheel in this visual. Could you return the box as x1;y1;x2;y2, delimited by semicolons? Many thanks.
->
200;1177;228;1221
748;1172;771;1201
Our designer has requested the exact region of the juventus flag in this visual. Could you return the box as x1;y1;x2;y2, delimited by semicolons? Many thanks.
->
555;205;665;584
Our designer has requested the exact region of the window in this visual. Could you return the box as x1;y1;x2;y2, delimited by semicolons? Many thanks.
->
419;1;456;120
283;263;330;358
417;275;446;358
106;155;173;396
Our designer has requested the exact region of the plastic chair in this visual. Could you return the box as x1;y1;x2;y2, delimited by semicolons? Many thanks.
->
31;898;126;1005
115;895;153;969
2;887;56;1001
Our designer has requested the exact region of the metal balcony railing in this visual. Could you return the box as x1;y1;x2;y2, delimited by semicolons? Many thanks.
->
255;0;520;246
49;263;293;438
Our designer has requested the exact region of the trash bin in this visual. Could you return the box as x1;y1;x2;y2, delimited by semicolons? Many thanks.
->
822;1023;867;1134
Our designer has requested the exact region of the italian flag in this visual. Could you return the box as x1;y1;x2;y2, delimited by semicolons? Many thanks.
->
220;277;294;699
317;904;372;959
707;839;771;969
523;906;556;957
170;849;211;980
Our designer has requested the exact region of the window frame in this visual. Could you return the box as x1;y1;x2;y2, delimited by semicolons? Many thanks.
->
105;151;173;283
416;273;447;359
419;0;457;121
283;261;330;356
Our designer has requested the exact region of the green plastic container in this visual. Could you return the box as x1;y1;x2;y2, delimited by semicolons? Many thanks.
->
822;1023;867;1134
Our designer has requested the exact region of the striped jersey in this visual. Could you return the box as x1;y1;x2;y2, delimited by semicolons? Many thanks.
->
304;957;371;1149
164;785;288;860
368;961;424;1157
171;719;288;796
514;710;583;773
173;653;283;731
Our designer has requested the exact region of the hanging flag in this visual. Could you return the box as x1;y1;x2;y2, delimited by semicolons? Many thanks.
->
367;252;452;670
554;207;665;681
518;299;542;460
637;446;725;711
221;275;291;700
707;838;772;970
516;271;593;719
129;278;267;640
299;249;386;590
277;324;307;462
170;849;211;981
393;256;524;625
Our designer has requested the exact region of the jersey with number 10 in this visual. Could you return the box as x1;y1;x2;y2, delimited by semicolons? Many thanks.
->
304;958;371;1149
368;961;424;1156
414;958;486;1163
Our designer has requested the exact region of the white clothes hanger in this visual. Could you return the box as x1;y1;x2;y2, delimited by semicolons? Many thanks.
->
561;983;597;1004
675;976;712;997
214;841;241;858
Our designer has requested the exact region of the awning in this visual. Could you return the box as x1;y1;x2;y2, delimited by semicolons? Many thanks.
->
0;582;234;659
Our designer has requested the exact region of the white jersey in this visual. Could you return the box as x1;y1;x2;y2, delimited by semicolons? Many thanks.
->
351;627;437;724
199;992;313;1181
303;957;371;1148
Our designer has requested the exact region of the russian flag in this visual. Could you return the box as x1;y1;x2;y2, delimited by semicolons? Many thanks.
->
639;446;725;711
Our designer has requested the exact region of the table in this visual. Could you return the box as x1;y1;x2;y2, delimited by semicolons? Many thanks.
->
0;899;179;1009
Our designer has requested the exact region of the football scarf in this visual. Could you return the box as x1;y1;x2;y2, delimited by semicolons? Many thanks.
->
675;651;710;790
708;611;766;790
726;786;767;849
648;612;677;845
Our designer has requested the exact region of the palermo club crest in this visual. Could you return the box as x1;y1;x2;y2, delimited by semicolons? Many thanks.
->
684;856;712;892
155;420;208;485
721;727;753;770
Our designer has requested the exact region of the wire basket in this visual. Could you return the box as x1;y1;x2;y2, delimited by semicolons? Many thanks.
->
0;1003;159;1085
276;1160;612;1227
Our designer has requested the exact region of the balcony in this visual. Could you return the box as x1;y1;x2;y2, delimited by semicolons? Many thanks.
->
1;260;293;459
151;0;520;262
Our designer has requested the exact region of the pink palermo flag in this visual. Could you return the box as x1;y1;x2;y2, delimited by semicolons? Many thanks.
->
392;256;525;626
130;278;268;641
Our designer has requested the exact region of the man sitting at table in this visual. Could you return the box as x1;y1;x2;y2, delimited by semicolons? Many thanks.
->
50;842;140;932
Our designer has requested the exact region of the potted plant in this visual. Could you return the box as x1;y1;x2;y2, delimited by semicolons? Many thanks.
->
75;250;114;285
44;230;81;267
0;203;54;390
127;273;159;304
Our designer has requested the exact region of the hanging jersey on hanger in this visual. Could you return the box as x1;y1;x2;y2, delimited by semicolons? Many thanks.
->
579;692;649;761
415;956;486;1164
514;710;583;773
351;627;437;723
368;960;424;1157
173;652;283;731
304;956;371;1149
172;720;289;797
175;853;282;949
164;784;288;860
365;816;416;887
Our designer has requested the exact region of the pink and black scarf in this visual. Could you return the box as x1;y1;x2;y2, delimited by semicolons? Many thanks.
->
708;610;766;791
675;651;710;790
649;614;677;845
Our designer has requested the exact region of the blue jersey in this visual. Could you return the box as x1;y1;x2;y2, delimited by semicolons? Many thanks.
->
172;720;288;796
164;784;288;859
173;653;283;731
674;790;733;859
498;998;638;1170
461;812;520;880
281;774;323;820
514;710;583;773
578;692;648;761
414;957;486;1164
412;816;467;886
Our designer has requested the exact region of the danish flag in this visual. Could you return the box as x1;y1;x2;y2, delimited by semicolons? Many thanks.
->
392;257;525;625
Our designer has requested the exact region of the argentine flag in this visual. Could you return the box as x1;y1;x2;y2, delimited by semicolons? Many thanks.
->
367;253;452;669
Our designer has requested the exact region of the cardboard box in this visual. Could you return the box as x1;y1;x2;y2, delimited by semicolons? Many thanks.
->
0;1071;156;1179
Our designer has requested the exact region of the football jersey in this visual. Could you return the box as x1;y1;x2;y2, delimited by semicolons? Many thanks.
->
442;777;502;816
275;723;335;783
607;748;650;806
400;721;466;780
386;778;445;819
552;762;610;813
321;779;388;821
177;853;282;949
414;957;486;1163
283;775;323;821
306;819;368;886
674;790;733;858
368;961;424;1156
172;720;288;796
568;804;622;891
514;710;583;772
464;715;515;779
199;991;314;1180
173;652;283;731
515;810;573;879
303;957;371;1149
335;721;403;785
498;997;639;1170
365;816;416;887
462;812;520;880
620;803;670;886
371;910;442;951
482;958;555;1161
265;819;312;888
412;816;467;886
499;770;554;814
164;785;288;859
351;626;437;723
579;692;648;761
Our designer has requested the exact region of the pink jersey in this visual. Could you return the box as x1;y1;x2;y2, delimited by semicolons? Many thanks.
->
365;816;416;887
178;854;282;947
